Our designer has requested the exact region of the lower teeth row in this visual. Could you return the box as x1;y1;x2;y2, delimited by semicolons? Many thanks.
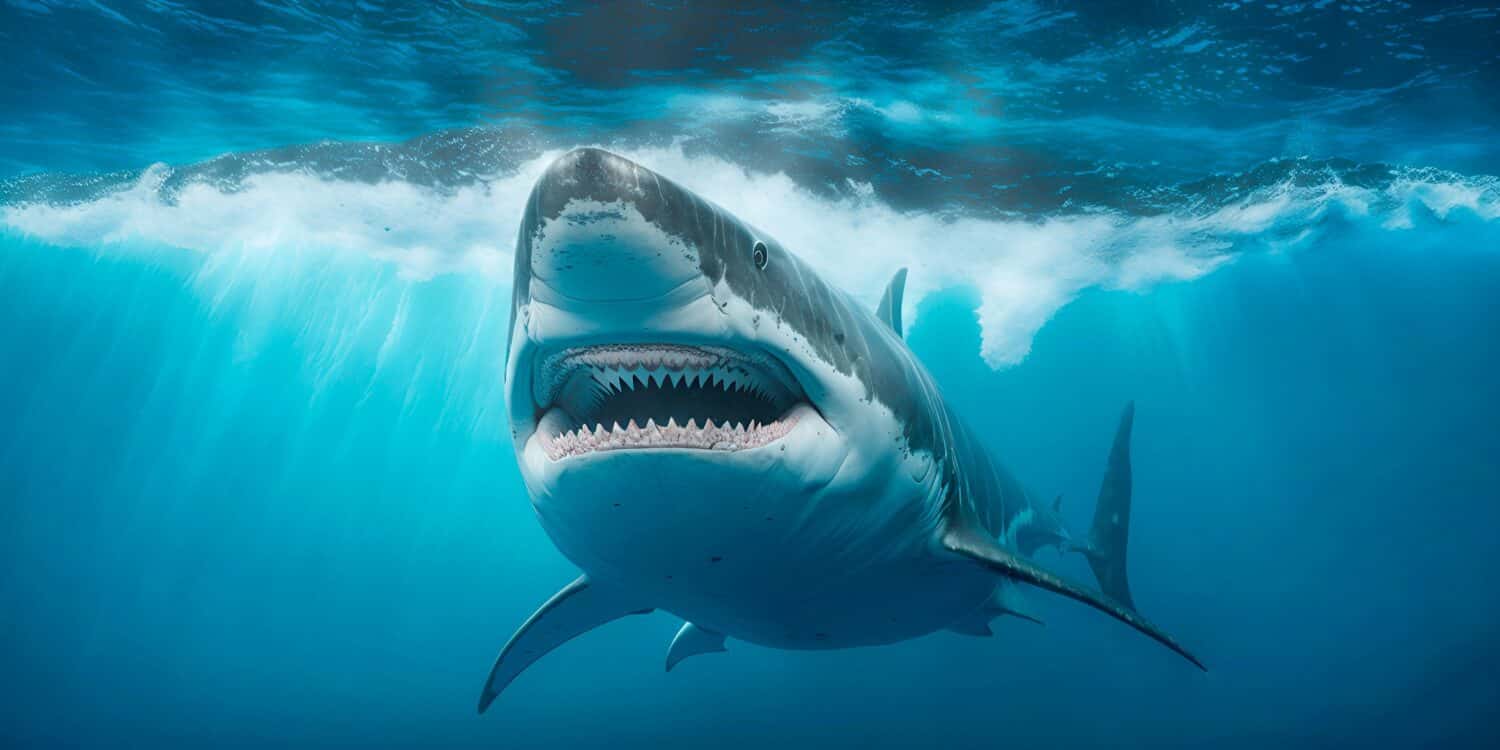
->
542;415;797;460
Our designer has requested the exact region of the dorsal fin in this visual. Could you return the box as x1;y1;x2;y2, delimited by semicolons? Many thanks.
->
875;268;907;338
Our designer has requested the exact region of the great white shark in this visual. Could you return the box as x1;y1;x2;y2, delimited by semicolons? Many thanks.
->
479;148;1204;712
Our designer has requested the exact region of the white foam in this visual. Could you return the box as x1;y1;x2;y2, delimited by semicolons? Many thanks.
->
1;155;562;281
3;146;1497;368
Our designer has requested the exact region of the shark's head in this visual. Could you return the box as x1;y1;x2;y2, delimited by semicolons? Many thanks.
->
505;149;944;602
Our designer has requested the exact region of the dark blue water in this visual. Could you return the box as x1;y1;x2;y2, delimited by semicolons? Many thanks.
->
2;2;1498;747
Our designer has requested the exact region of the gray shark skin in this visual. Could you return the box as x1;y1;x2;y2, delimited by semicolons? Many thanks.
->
480;148;1203;713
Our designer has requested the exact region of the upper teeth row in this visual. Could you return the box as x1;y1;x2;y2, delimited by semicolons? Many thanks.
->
535;345;796;408
593;366;762;395
568;348;724;372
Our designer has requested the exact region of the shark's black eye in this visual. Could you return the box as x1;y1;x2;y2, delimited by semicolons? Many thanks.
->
752;241;768;270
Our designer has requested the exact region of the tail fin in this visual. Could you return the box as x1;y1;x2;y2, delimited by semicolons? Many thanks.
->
944;401;1205;670
1085;402;1135;609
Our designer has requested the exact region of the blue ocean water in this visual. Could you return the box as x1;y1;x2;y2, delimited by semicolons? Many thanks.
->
2;1;1499;747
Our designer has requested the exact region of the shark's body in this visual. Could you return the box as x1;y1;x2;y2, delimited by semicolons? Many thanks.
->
480;148;1202;712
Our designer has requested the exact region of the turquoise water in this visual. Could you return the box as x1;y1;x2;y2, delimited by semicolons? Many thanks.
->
3;2;1500;747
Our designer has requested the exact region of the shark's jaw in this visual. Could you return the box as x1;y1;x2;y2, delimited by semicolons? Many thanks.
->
531;343;810;462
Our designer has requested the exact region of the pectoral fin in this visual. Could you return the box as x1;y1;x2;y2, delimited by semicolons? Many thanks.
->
477;576;651;713
665;622;727;671
942;526;1204;671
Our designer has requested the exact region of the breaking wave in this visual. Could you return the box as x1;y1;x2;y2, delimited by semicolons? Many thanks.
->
3;138;1498;367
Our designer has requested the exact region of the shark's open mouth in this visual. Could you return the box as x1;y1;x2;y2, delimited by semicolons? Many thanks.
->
534;344;805;461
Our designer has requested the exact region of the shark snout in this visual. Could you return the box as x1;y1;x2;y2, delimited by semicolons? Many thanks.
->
523;148;705;303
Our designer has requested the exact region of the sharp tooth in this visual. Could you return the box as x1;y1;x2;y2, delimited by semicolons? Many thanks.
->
667;417;677;429
627;419;639;433
646;418;657;431
594;424;607;438
612;421;623;435
705;418;715;430
686;418;697;431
